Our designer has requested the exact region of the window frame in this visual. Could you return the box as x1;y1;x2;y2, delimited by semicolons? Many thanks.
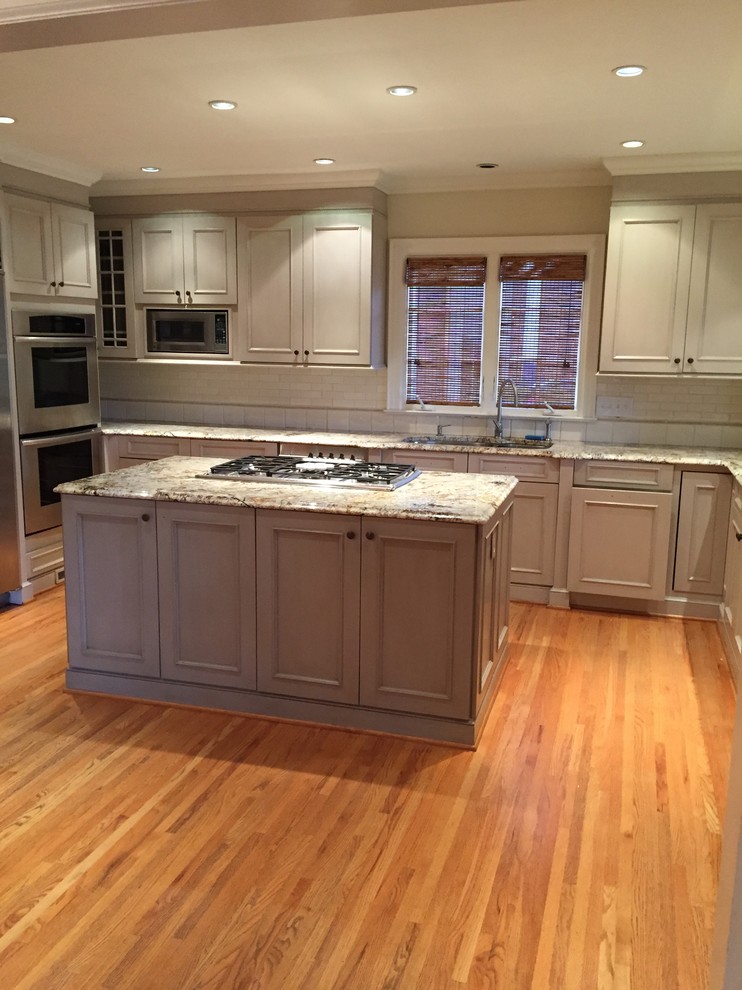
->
387;233;606;420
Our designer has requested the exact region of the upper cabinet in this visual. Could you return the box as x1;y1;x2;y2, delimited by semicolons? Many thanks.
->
95;219;137;358
237;210;386;366
132;214;237;306
5;193;97;299
599;202;742;375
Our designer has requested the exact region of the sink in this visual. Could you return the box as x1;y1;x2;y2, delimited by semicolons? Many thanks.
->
401;435;553;450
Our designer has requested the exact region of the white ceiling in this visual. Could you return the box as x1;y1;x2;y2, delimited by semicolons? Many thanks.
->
0;0;740;195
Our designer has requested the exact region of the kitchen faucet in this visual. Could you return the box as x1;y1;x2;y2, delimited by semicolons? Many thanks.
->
493;378;518;438
436;422;455;436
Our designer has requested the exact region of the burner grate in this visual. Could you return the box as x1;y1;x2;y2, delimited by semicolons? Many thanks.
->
201;454;419;491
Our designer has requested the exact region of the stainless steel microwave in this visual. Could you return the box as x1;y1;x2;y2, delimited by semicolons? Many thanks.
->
146;309;229;355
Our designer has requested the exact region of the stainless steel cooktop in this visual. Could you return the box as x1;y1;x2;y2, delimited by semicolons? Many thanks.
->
199;454;420;491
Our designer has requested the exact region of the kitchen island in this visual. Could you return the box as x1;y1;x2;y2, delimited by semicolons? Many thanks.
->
57;456;517;746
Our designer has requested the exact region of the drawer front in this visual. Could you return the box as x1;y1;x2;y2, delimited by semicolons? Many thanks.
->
191;439;279;458
573;459;674;491
468;453;559;483
383;448;469;472
117;436;192;461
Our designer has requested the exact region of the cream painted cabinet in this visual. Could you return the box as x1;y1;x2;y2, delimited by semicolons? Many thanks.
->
132;214;237;305
568;487;673;599
469;453;559;588
383;447;469;472
600;202;742;374
673;471;732;597
5;193;97;298
237;210;385;366
105;434;192;470
359;516;477;720
475;503;513;714
62;495;160;677
256;510;361;703
237;215;303;362
95;219;137;357
157;502;257;689
189;439;278;458
722;485;742;682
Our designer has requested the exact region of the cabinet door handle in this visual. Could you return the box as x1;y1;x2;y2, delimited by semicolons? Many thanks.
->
58;281;64;288
736;532;742;542
346;531;356;540
687;357;694;364
141;513;150;522
50;281;57;288
304;350;309;357
175;290;181;301
293;350;299;356
365;532;375;540
186;290;192;303
674;357;681;364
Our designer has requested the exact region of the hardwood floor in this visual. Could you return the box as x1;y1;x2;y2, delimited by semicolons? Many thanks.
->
0;585;735;989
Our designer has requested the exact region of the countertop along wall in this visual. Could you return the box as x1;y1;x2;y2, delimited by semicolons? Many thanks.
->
97;180;742;449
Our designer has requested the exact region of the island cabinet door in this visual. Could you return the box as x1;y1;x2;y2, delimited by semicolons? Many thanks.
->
475;504;513;713
157;503;257;689
359;517;476;720
255;510;361;703
62;495;160;677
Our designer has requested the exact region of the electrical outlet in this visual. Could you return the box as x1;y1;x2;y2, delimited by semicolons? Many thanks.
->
596;396;634;418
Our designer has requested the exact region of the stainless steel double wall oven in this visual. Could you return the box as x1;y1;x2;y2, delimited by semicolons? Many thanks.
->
12;310;102;535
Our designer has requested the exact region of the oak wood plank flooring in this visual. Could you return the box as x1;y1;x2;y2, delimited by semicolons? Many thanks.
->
0;585;735;989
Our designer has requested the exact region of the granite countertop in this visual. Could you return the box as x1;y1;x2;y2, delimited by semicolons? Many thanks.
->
57;456;518;525
101;421;742;483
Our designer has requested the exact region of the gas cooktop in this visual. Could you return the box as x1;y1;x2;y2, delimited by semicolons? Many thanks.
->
199;454;420;491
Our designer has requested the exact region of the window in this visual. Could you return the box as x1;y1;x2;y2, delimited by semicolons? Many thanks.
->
387;234;605;420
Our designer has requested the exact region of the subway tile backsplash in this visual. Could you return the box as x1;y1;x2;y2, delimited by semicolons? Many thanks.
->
99;361;742;449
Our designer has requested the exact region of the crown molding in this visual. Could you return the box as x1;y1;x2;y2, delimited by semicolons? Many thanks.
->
90;168;385;197
0;0;203;25
376;167;611;195
603;152;742;177
0;142;102;186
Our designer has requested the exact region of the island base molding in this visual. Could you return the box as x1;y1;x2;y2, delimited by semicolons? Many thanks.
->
64;665;507;748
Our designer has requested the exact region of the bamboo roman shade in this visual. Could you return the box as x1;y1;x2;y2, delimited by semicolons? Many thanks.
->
498;254;587;410
405;256;487;407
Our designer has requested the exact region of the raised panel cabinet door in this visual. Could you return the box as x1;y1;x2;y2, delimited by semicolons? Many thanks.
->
256;510;361;703
674;471;732;596
237;215;302;361
182;214;237;305
112;435;192;469
383;448;469;472
157;502;257;689
359;516;476;719
132;216;183;304
724;488;742;665
96;219;137;357
599;204;696;373
568;488;673;599
5;193;55;295
685;204;742;374
62;495;160;676
475;504;512;712
302;212;372;365
52;203;97;298
510;482;558;586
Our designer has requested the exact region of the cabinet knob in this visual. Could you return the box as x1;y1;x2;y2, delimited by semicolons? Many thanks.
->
58;281;64;288
141;513;150;522
175;290;181;300
186;290;192;302
293;350;299;356
674;357;681;364
346;531;356;540
365;532;375;541
50;281;57;288
736;532;742;542
304;350;309;356
686;357;694;365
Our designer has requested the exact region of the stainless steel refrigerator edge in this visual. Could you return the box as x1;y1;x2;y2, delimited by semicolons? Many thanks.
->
0;270;22;596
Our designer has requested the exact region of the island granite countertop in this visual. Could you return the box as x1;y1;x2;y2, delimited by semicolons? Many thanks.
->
56;456;518;525
101;422;742;484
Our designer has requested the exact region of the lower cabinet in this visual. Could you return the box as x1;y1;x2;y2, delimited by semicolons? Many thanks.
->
673;471;731;596
157;502;257;689
62;495;160;677
568;487;673;599
189;439;278;459
256;511;361;703
359;515;478;720
722;485;742;682
383;447;469;472
105;434;278;470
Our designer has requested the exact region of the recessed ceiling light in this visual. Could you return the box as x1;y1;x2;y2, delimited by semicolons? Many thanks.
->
0;115;15;124
314;158;335;166
386;85;417;97
613;65;645;77
141;166;160;172
209;100;237;111
477;162;499;169
621;140;645;149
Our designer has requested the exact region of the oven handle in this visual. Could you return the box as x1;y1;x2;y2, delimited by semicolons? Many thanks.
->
20;427;102;450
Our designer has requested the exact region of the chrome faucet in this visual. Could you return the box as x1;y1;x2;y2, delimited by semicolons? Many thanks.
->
493;378;518;438
436;422;455;437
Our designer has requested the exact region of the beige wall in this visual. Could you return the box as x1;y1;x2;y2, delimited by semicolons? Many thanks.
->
387;185;611;238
